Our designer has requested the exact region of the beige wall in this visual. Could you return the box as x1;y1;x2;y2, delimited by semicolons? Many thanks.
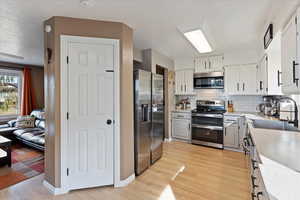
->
142;49;175;72
133;48;143;62
44;16;134;187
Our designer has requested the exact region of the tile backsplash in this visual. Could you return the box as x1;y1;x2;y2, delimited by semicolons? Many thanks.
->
228;96;263;112
176;89;263;112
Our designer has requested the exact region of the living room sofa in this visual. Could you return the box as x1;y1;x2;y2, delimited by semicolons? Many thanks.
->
0;110;45;151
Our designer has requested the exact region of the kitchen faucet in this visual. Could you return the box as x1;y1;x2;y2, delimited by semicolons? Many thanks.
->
279;97;299;128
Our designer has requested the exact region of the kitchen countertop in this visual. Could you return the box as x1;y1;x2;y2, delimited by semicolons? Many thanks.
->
241;112;300;200
225;111;279;120
225;111;300;172
172;109;193;113
248;120;300;173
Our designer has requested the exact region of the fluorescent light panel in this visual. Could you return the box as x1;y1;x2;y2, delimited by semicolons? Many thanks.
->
184;29;212;53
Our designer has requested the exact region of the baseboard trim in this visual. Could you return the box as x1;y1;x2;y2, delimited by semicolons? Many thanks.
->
164;137;172;142
114;173;135;188
43;180;69;195
224;147;243;153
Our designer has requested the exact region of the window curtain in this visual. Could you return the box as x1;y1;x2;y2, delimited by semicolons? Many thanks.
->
21;68;35;115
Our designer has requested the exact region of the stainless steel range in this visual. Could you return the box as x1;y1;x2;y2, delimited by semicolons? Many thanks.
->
191;100;226;149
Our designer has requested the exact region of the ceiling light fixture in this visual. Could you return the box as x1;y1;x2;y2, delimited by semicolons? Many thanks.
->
0;52;24;60
184;29;212;53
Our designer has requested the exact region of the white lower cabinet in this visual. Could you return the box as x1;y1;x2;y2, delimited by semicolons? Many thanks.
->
224;115;244;149
172;112;191;141
224;122;239;149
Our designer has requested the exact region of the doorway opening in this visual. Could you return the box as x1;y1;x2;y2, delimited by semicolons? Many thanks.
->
156;65;169;141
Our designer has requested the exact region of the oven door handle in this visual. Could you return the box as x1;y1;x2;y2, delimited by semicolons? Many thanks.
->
192;124;223;131
192;113;223;118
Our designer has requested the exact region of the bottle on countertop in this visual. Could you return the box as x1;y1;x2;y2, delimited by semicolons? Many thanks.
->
227;100;234;113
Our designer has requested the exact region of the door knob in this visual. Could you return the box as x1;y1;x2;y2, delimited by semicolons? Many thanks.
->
107;119;112;125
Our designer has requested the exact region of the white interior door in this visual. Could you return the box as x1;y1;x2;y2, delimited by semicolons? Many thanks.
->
67;38;116;190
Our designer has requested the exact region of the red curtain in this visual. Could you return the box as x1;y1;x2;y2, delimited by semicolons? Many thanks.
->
21;68;36;115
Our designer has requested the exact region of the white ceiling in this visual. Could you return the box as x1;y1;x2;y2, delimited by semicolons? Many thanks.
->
0;0;299;65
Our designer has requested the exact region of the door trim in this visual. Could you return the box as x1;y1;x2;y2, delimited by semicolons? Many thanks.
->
60;35;121;193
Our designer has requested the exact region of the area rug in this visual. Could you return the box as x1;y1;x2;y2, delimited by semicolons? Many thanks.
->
0;144;44;190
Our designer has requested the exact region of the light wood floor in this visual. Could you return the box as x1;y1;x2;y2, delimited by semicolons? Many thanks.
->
0;141;250;200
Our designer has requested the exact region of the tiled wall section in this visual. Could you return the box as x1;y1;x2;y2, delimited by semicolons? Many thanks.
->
176;89;263;112
291;95;300;127
228;96;263;112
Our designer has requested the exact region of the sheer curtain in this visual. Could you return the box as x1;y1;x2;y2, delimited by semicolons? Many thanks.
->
21;68;35;115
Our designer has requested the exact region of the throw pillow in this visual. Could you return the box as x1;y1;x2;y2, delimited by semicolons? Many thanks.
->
16;115;36;128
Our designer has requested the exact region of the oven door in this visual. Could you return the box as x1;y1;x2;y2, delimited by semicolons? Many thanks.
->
191;125;223;148
192;113;223;126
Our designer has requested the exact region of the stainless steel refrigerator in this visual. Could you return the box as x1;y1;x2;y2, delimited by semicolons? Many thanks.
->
151;73;164;164
134;70;164;175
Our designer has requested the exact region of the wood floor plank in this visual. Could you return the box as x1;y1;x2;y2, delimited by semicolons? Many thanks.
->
0;141;250;200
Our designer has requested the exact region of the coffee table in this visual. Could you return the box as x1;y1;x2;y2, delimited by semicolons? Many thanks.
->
0;136;12;167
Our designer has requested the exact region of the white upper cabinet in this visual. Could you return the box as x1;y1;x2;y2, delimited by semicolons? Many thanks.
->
175;69;195;95
257;55;268;95
195;55;224;73
265;32;283;95
225;64;258;95
225;66;240;95
281;11;300;94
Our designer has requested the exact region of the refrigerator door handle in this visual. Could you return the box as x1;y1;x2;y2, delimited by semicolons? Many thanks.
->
141;104;149;122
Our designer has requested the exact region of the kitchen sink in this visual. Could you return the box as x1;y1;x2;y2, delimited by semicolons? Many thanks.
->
252;119;300;132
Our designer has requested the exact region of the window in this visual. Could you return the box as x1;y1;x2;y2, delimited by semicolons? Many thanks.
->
0;68;22;117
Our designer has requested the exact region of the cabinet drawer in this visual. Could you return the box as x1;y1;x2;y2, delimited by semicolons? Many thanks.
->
172;112;191;119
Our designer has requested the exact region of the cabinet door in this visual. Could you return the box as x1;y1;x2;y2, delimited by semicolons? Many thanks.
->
172;118;191;140
224;123;239;148
281;15;299;94
210;56;224;71
240;65;258;95
195;58;203;73
225;66;240;95
195;57;208;73
257;55;268;95
184;70;194;94
202;57;210;72
175;71;184;94
266;32;283;95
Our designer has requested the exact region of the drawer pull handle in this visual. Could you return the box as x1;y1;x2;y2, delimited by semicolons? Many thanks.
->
251;175;258;189
252;192;263;200
251;159;258;170
257;192;263;200
251;192;256;200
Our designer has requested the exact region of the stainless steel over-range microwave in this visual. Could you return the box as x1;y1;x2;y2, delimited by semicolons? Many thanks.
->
194;72;224;89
